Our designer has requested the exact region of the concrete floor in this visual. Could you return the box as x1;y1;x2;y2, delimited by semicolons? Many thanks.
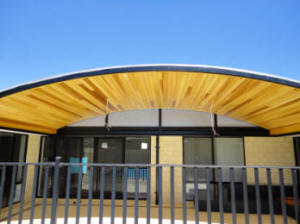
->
0;199;297;224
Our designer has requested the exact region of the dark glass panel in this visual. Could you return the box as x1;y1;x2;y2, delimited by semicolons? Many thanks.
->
95;138;124;198
184;137;213;181
183;137;213;200
0;132;27;206
125;137;150;198
214;137;244;182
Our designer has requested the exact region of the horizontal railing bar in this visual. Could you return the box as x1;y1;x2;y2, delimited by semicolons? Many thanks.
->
58;163;300;169
0;162;299;169
0;162;56;166
0;159;298;224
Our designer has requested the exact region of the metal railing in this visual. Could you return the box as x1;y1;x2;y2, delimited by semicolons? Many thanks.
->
0;157;299;224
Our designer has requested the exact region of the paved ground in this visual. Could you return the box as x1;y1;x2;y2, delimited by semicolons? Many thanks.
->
0;199;297;224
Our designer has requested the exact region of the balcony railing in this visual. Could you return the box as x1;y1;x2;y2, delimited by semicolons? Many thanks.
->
0;157;299;224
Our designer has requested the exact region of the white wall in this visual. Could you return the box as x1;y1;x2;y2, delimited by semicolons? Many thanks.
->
69;109;159;127
161;110;212;126
218;115;256;127
68;109;257;128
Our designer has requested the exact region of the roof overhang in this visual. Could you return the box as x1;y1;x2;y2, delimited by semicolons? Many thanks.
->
0;64;299;135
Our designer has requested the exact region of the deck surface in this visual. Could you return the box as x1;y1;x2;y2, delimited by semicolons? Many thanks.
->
0;199;297;224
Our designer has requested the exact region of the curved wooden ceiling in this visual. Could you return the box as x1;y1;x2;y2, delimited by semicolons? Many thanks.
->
0;65;299;135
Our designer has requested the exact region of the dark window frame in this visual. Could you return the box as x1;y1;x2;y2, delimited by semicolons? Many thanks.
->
0;132;28;207
37;135;151;199
182;136;246;184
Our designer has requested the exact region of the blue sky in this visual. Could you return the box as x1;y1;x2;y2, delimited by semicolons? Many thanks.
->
0;1;300;90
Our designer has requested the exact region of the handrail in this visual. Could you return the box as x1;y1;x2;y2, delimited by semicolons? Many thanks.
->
0;161;299;169
0;158;298;224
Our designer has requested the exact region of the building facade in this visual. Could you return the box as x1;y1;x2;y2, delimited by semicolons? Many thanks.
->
0;64;299;223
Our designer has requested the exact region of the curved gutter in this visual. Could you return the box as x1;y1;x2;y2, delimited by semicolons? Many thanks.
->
0;64;299;98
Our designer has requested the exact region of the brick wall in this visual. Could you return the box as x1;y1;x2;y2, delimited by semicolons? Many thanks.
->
159;136;183;205
244;137;295;185
150;136;156;204
25;134;41;202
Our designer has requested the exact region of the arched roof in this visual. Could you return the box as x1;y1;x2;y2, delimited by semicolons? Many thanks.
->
0;64;299;135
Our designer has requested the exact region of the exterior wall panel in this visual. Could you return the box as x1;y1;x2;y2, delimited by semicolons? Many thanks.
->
25;134;41;202
159;136;183;205
150;136;156;204
244;137;295;185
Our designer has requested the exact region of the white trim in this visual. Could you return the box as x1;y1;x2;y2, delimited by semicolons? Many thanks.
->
1;64;299;93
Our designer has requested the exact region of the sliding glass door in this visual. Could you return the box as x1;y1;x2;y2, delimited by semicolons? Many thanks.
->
183;137;213;200
183;137;245;202
125;137;150;199
0;132;27;207
38;136;151;199
94;138;124;198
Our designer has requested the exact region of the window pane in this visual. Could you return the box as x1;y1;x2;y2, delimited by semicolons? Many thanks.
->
184;137;212;165
96;138;124;197
214;137;244;182
16;135;27;182
125;137;150;198
81;138;94;193
57;137;82;161
125;137;150;164
0;133;14;162
0;132;27;206
40;136;56;162
184;137;213;180
183;137;213;199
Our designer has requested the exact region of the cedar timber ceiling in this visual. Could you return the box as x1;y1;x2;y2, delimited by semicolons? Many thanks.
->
0;65;299;135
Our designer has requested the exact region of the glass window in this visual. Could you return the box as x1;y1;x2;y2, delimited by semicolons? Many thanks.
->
184;137;213;165
214;137;244;182
183;137;213;181
39;136;56;162
81;138;94;193
125;137;150;164
37;136;56;197
0;132;27;206
56;137;82;162
125;137;150;198
15;135;27;182
0;133;15;162
183;137;213;199
38;136;152;199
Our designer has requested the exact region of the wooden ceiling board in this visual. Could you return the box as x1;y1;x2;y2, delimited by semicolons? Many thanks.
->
0;68;298;135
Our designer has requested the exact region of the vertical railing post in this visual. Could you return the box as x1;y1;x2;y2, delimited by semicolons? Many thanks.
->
76;163;83;224
170;166;175;224
182;167;187;224
158;166;163;224
242;168;249;224
111;166;116;224
229;168;236;224
99;167;105;224
266;168;275;224
7;165;17;224
292;168;299;223
0;166;6;220
206;167;212;224
42;167;50;224
123;167;128;224
146;166;151;224
88;166;94;224
18;165;28;224
193;167;199;224
134;167;140;224
50;157;61;224
29;165;39;224
279;168;287;224
218;168;224;224
64;166;71;224
254;168;262;224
